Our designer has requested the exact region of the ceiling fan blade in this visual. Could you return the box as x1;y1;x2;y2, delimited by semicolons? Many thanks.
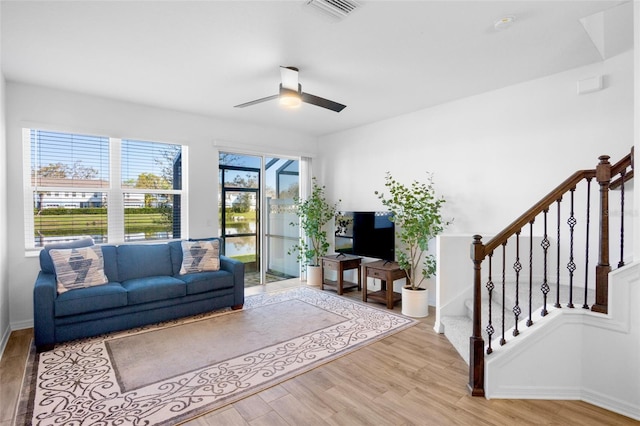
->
280;66;299;91
301;92;347;112
234;94;279;108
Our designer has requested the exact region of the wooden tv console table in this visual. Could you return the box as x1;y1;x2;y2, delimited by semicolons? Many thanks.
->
362;260;406;309
321;254;362;295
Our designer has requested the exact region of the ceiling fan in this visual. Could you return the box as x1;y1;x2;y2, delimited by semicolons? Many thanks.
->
234;66;346;113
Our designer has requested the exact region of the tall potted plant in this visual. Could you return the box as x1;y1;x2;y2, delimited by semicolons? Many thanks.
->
375;172;450;317
289;178;339;286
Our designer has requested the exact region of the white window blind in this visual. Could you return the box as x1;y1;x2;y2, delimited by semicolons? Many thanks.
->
26;129;110;247
24;129;185;249
121;139;183;242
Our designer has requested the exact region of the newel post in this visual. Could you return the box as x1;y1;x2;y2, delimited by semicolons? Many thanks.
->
469;235;485;396
592;155;611;314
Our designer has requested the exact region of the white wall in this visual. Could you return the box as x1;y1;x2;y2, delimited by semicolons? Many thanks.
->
5;82;316;329
0;41;10;354
317;50;634;301
635;0;640;263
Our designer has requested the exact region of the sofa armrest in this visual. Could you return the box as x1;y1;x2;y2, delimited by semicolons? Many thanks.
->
33;271;57;351
220;255;244;308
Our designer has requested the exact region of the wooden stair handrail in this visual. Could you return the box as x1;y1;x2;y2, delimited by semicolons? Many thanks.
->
610;170;634;190
610;148;634;189
482;169;595;255
482;148;634;255
469;148;634;398
611;148;633;176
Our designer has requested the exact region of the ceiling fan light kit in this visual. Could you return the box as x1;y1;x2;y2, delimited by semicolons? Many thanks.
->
234;66;346;112
279;86;302;109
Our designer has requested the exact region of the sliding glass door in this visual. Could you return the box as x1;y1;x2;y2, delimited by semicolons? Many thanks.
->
219;152;300;286
264;158;300;280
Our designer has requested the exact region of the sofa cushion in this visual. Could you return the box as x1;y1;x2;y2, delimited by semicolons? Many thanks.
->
40;237;95;274
49;245;109;294
179;270;234;295
179;240;220;274
169;238;222;276
116;244;173;282
122;276;186;305
55;282;128;317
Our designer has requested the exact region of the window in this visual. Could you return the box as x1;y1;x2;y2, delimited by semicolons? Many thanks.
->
24;129;186;248
121;139;183;242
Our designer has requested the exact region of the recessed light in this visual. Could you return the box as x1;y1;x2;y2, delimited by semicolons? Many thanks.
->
495;16;516;31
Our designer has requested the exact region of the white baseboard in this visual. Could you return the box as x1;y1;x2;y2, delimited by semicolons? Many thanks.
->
487;385;640;421
0;325;10;361
487;384;582;400
11;319;34;331
582;387;640;421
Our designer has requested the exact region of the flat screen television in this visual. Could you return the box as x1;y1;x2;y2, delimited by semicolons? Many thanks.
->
335;211;395;261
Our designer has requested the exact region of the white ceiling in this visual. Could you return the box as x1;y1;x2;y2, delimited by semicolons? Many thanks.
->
1;1;633;137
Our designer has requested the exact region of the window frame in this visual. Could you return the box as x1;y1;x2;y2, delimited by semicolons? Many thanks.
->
23;128;189;251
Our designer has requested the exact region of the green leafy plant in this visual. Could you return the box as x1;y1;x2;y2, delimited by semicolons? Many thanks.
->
289;178;340;269
375;172;450;290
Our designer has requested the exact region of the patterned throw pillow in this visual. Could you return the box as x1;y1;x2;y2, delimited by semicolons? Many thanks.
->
180;240;220;274
49;245;109;294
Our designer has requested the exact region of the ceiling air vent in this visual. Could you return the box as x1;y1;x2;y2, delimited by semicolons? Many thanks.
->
305;0;360;21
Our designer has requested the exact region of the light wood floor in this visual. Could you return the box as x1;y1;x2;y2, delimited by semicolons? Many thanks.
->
1;280;636;426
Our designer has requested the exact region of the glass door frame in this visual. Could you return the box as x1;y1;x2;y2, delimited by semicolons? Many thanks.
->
219;151;303;285
220;191;259;275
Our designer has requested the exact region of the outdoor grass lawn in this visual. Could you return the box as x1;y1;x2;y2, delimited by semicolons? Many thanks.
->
35;211;257;264
233;254;255;263
35;212;253;250
34;213;169;236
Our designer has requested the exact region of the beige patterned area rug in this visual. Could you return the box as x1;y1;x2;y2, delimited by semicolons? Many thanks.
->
15;286;416;425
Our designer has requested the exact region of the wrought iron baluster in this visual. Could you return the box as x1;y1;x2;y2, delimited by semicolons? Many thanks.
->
618;169;626;268
501;243;507;346
527;220;534;327
567;188;577;308
555;198;562;308
486;252;494;355
540;209;550;316
513;231;522;337
583;178;592;309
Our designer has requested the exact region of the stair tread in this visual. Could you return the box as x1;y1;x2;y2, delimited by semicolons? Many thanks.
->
474;283;595;320
482;283;595;308
440;316;472;364
444;284;596;365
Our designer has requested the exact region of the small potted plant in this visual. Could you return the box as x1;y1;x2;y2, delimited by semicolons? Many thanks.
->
375;172;450;317
289;178;339;285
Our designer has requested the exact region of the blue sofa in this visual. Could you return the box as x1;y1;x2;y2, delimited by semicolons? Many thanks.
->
33;238;244;352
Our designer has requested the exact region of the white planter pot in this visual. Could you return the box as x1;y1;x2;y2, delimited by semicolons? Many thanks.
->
401;287;429;318
306;265;322;286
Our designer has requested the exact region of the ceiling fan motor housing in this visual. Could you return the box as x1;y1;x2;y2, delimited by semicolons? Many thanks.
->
279;83;302;96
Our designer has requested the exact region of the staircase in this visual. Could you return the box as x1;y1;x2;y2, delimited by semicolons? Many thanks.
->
436;149;634;397
441;283;595;364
